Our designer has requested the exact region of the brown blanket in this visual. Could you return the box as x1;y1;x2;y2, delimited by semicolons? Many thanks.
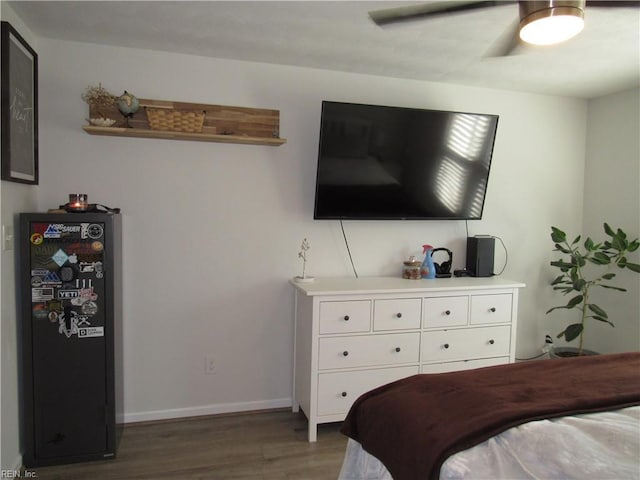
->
340;352;640;480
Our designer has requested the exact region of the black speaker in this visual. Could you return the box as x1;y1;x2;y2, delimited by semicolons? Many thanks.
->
466;236;495;277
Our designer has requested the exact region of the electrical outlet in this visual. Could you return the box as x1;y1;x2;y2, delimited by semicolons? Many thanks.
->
204;355;216;375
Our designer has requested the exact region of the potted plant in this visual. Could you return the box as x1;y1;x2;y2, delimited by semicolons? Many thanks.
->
294;238;314;283
546;223;640;357
81;83;117;126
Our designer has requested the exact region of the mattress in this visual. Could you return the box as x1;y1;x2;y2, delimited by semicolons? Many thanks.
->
339;406;640;479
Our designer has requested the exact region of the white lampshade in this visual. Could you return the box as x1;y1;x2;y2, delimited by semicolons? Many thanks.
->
519;2;585;46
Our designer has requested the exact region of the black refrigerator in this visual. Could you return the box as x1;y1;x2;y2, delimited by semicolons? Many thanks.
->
19;212;123;467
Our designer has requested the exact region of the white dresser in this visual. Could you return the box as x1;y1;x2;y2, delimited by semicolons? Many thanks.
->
291;276;525;441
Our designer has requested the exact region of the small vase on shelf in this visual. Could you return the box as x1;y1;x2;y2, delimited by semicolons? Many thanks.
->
295;238;314;282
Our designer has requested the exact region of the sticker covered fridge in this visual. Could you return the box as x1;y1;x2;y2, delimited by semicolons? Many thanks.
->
19;212;122;467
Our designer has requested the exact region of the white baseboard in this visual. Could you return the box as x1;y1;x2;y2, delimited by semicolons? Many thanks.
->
123;397;292;424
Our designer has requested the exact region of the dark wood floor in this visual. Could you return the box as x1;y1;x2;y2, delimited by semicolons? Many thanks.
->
28;410;348;480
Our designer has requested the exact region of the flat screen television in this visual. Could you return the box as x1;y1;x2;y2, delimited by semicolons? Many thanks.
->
313;101;499;220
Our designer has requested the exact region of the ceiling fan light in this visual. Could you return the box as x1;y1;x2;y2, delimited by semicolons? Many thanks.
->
519;6;585;46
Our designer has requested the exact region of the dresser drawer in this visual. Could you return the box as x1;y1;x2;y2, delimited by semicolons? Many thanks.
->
423;296;468;328
319;300;371;334
373;298;421;331
317;366;419;416
319;333;420;370
470;294;512;325
421;356;509;374
421;326;511;362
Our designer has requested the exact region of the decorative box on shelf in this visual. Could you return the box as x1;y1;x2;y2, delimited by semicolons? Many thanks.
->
145;107;206;133
82;98;286;146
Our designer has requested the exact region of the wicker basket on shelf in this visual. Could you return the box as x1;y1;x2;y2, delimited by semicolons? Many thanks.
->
145;107;206;133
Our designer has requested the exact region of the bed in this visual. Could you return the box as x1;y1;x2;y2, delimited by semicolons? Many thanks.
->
339;352;640;480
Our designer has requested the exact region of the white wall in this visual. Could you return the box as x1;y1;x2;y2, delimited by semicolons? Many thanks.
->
8;17;620;466
0;3;39;471
32;39;588;424
9;8;640;470
581;88;640;353
2;12;638;470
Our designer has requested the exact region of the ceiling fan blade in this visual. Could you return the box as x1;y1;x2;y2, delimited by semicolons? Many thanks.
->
483;18;522;58
369;1;515;26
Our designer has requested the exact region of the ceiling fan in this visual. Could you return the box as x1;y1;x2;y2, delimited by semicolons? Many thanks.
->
368;1;639;56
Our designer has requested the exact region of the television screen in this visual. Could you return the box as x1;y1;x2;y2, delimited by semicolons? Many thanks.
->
313;101;499;220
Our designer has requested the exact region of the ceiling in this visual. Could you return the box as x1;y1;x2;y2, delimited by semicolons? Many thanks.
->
7;1;640;98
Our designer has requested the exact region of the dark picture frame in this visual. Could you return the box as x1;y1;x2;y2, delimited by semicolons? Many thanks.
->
1;21;38;184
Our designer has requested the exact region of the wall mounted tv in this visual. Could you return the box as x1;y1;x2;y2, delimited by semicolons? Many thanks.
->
313;101;499;220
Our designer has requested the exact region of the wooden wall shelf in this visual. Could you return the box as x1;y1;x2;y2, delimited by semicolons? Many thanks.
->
82;126;286;146
83;98;286;146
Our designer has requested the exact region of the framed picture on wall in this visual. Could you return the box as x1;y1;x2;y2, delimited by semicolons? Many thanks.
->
1;21;38;185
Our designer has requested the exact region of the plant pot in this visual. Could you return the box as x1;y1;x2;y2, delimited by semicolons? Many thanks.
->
549;346;599;359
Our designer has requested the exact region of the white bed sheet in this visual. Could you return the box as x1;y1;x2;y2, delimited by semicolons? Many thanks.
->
339;406;640;480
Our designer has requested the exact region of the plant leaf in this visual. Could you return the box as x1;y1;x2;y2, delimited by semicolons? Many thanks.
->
584;237;594;250
572;279;586;291
554;244;573;254
577;254;586;267
588;303;607;318
598;285;627;292
612;235;625;251
551;227;566;243
604;222;615;237
551;260;574;269
591;252;611;265
625;262;640;273
567;295;583;308
569;268;579;283
591;316;614;327
564;323;584;342
546;306;569;314
601;273;616;280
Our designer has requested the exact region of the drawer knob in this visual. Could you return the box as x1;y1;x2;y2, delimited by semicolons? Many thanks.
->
490;307;496;313
341;392;347;397
342;351;349;357
489;339;495;345
343;315;350;321
444;310;451;315
443;343;450;349
396;312;402;318
395;347;401;353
